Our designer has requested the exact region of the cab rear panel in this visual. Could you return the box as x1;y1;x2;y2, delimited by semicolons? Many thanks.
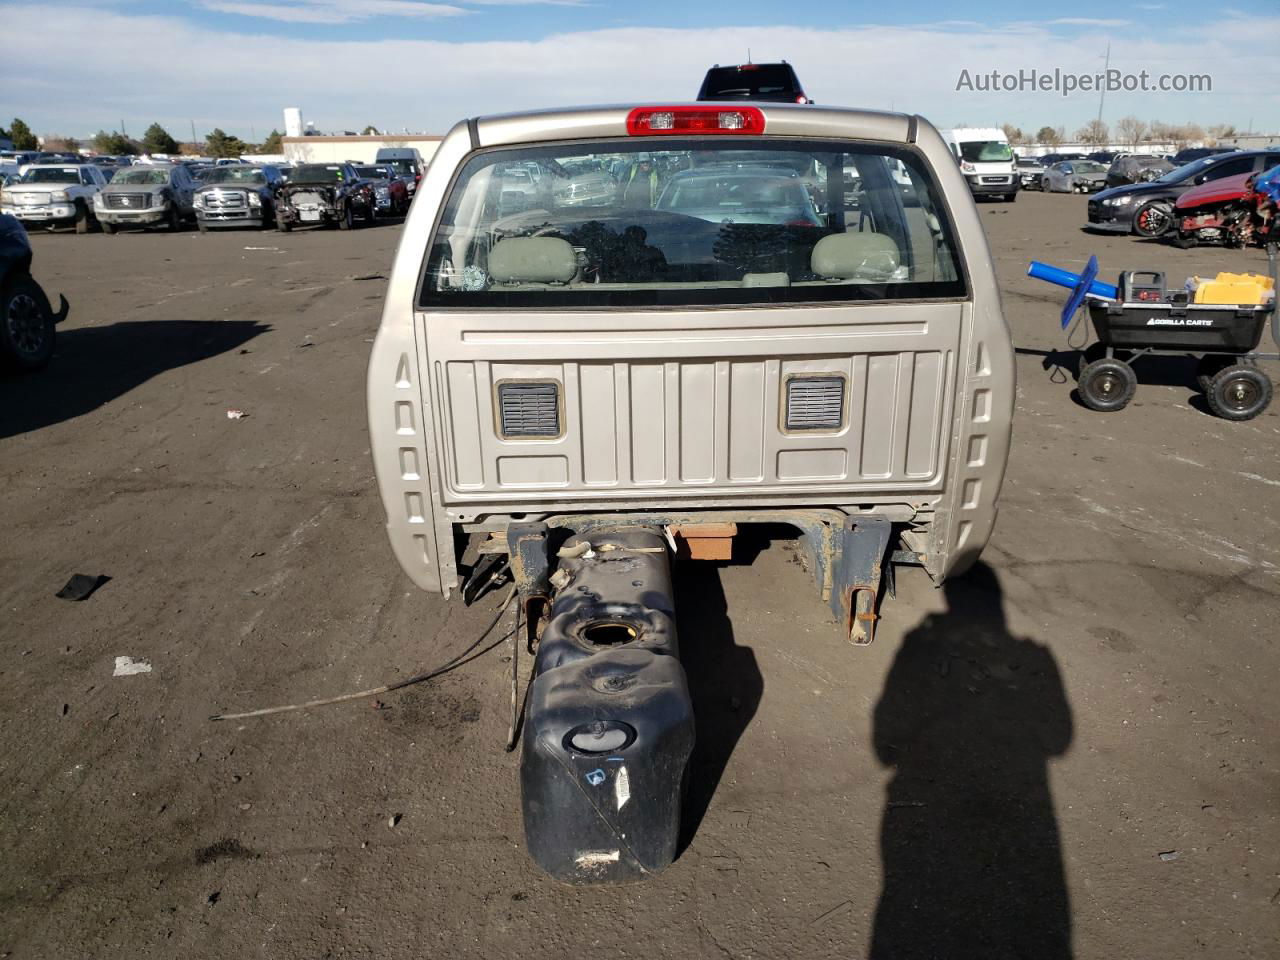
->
367;105;1013;600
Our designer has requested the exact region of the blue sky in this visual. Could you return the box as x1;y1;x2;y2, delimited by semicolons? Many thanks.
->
2;0;1277;142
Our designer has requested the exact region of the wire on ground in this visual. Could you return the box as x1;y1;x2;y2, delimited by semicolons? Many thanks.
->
209;587;518;722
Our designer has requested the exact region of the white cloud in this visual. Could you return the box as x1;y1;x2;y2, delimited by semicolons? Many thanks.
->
196;0;583;20
198;0;466;23
1;7;1275;139
1045;17;1130;27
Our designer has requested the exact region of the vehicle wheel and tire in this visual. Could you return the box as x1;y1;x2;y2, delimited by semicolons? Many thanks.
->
1132;201;1173;238
0;274;56;372
1004;192;1017;202
1078;357;1137;412
1205;365;1272;421
100;221;117;235
363;203;377;225
73;203;93;235
338;204;354;230
1195;355;1231;393
167;206;182;232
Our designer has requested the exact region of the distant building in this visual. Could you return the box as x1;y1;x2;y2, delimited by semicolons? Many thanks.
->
283;107;303;139
1015;140;1179;159
281;134;444;166
1220;133;1280;151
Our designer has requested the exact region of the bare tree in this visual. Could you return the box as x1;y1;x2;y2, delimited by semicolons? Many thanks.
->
1035;125;1061;147
1171;123;1205;150
1115;115;1147;149
1001;124;1024;145
1206;122;1237;146
1075;119;1110;146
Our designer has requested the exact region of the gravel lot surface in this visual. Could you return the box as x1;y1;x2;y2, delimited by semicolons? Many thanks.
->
2;193;1277;959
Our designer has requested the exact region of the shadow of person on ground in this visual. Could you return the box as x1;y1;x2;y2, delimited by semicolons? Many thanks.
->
870;562;1074;960
0;320;269;439
675;548;764;853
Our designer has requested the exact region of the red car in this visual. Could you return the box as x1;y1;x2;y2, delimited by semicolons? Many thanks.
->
1173;170;1263;248
355;165;410;217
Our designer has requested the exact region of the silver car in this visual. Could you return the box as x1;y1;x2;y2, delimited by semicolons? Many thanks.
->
193;164;286;231
1042;159;1108;193
93;164;197;233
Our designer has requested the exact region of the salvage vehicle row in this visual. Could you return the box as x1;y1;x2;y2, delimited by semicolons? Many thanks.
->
1088;151;1279;237
0;164;109;233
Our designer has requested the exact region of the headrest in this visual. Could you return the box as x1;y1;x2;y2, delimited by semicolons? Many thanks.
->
489;237;576;284
811;232;901;281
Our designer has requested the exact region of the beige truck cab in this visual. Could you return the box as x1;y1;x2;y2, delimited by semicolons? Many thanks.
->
367;103;1015;881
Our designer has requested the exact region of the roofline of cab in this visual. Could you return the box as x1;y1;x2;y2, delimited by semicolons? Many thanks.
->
471;103;917;150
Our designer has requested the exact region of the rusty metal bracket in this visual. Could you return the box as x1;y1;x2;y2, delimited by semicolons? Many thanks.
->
830;517;893;646
507;520;551;603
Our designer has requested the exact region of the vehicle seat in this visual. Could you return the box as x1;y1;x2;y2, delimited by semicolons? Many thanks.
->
489;237;577;285
810;232;900;282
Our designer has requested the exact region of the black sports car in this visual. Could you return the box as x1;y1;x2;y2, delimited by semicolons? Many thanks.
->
1085;150;1277;234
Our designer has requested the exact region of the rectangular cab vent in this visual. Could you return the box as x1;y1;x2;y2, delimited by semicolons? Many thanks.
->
786;376;845;431
498;381;561;438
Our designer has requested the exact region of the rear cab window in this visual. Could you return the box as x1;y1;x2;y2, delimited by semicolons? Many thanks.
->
419;139;965;309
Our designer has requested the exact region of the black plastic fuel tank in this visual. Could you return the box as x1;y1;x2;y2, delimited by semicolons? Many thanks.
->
533;529;679;673
520;527;694;883
520;647;694;882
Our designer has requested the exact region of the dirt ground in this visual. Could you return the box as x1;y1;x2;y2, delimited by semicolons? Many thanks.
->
1;192;1277;960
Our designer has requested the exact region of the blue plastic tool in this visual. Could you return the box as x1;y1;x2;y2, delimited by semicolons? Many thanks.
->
1027;260;1118;300
1026;258;1118;329
1062;255;1098;330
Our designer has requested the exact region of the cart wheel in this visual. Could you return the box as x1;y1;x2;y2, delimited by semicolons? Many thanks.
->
1078;358;1137;412
1195;355;1231;393
1205;365;1272;421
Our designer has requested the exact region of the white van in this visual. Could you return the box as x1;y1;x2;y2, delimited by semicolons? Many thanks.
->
939;127;1017;201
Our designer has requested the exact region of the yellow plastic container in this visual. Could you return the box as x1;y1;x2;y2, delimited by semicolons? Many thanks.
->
1190;272;1275;306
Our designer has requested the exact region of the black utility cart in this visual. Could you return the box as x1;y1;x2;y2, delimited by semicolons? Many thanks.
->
1072;247;1279;421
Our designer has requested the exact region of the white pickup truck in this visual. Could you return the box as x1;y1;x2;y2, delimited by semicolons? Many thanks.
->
0;164;108;233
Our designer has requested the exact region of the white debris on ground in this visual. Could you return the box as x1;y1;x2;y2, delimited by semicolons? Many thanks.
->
113;657;152;677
